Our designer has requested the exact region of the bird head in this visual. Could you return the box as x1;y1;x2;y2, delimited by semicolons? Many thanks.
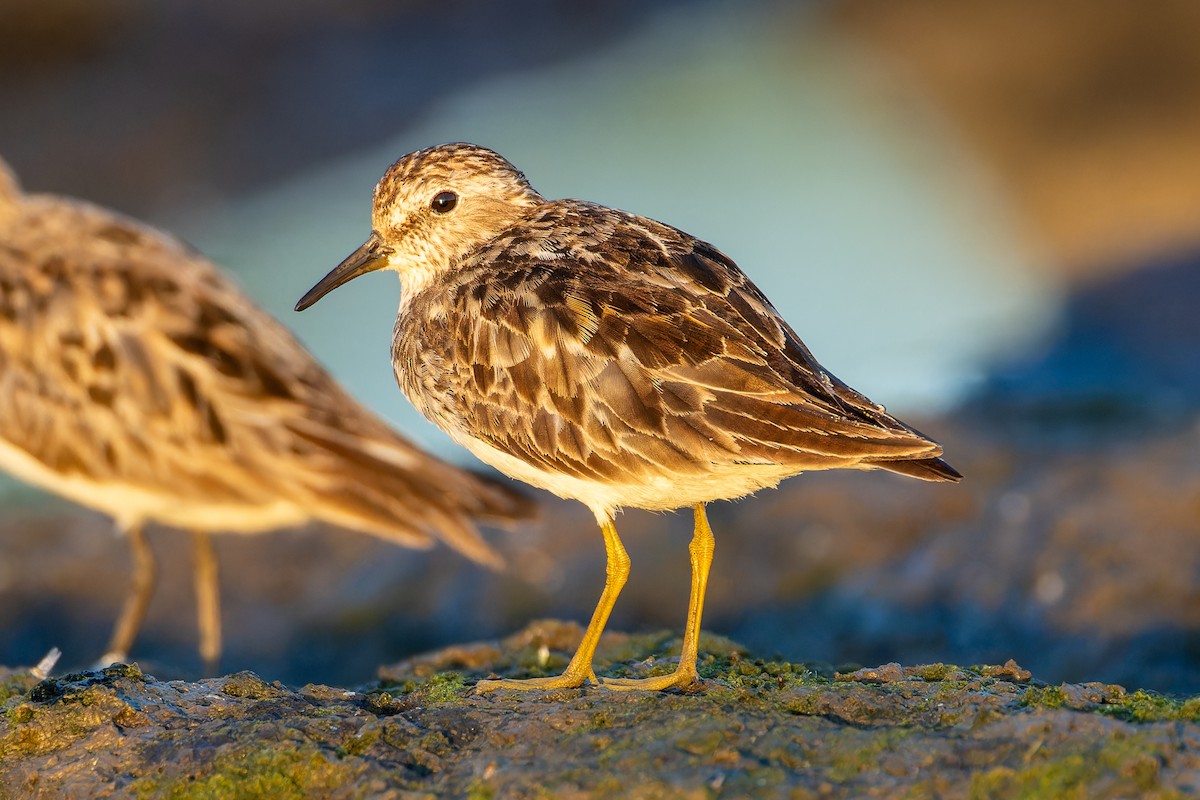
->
296;143;543;311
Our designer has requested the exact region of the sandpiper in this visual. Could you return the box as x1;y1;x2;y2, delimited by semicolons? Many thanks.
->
296;142;961;691
0;155;533;674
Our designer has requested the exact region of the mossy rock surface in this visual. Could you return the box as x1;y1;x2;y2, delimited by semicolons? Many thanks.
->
2;620;1198;799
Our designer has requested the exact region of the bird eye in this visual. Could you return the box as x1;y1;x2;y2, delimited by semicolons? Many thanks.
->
430;191;458;213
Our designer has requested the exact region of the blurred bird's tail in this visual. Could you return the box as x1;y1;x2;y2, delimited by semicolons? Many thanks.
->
285;418;536;570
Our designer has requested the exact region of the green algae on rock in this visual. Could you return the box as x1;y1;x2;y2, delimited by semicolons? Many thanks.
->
3;623;1200;797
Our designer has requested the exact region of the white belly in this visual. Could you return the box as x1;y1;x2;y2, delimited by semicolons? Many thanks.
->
0;436;308;533
451;430;802;523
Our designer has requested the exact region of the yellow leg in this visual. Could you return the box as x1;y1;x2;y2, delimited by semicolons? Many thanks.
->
191;531;222;676
477;516;629;692
98;522;156;666
602;503;714;691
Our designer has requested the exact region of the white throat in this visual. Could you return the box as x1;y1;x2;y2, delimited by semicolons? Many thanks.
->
392;254;442;314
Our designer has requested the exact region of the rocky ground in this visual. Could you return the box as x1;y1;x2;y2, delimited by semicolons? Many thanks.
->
3;620;1200;798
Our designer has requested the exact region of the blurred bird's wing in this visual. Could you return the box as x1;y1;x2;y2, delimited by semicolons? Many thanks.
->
0;197;529;564
0;201;274;516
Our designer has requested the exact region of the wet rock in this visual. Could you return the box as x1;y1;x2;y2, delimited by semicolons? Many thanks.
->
836;662;906;684
2;624;1199;797
979;659;1033;683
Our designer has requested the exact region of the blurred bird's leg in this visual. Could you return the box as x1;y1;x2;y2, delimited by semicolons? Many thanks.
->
190;531;221;676
476;516;628;692
97;521;156;667
601;503;713;691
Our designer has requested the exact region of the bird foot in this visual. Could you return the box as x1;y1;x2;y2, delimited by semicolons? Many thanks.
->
93;651;127;671
475;668;598;693
598;667;704;692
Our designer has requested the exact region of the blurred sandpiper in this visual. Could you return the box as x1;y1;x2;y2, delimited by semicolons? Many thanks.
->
0;155;533;674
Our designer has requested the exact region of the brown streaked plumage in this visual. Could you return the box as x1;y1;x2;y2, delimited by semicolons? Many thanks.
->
297;142;961;692
0;155;533;673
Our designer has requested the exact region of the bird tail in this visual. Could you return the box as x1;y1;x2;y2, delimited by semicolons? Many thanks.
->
868;455;962;483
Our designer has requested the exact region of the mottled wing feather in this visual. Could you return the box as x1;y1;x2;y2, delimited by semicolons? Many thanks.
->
400;202;952;485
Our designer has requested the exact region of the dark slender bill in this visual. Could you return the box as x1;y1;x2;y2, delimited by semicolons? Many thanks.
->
295;234;390;311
